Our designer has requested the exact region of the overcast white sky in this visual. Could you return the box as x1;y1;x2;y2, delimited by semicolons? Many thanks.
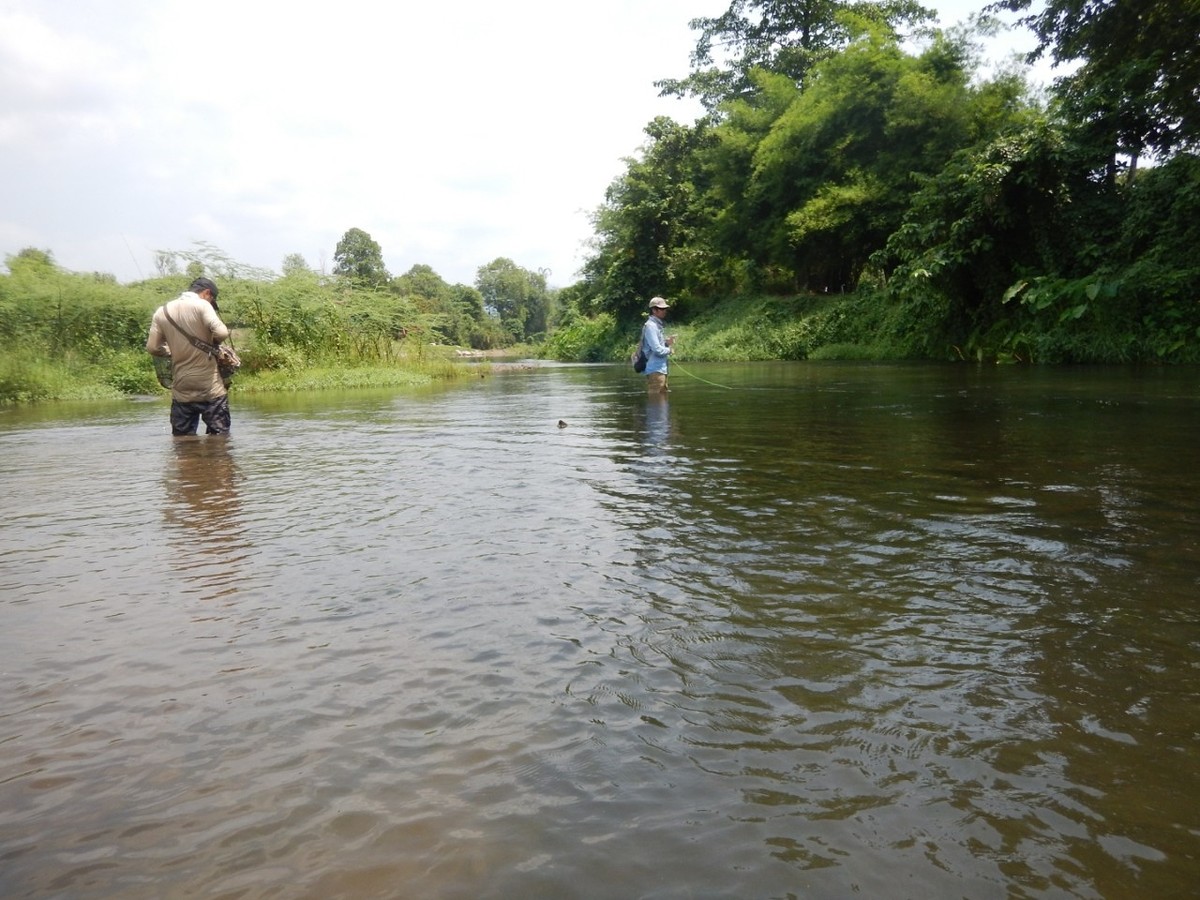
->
0;0;1056;287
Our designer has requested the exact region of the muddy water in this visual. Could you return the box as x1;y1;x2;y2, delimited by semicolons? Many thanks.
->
2;363;1198;899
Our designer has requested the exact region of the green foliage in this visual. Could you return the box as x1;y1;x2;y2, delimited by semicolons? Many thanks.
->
568;2;1200;364
234;359;459;394
392;264;485;346
1;250;157;357
672;292;902;361
475;258;551;342
995;0;1200;161
539;312;621;362
0;348;79;403
237;276;433;368
102;349;162;394
656;0;936;109
281;253;311;277
0;245;479;404
869;109;1200;362
542;292;908;364
870;120;1103;357
333;227;390;287
1100;153;1200;359
737;27;1029;291
581;117;718;320
590;24;1040;312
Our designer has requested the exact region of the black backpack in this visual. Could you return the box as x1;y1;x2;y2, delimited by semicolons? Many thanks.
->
631;344;647;373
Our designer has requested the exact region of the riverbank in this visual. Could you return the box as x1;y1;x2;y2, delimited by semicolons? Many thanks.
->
542;289;1200;366
0;351;469;406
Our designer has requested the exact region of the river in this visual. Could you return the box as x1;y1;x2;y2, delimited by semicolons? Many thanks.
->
2;362;1198;899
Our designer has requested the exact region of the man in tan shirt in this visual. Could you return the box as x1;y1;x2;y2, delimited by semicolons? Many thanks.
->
146;277;232;435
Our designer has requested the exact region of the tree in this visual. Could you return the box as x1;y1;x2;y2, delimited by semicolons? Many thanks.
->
871;120;1101;356
333;227;389;287
582;116;717;318
581;22;1038;305
154;251;180;277
992;0;1200;168
742;28;1006;290
156;242;274;281
656;0;936;109
392;264;477;345
281;253;311;277
5;247;56;275
475;258;550;342
393;264;451;304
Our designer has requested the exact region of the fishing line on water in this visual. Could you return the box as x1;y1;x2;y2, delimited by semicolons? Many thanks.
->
671;360;733;390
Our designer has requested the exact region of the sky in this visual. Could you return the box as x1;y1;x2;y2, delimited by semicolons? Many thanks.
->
0;0;1060;288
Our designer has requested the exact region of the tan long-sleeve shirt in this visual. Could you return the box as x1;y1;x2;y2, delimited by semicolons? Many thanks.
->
146;292;231;402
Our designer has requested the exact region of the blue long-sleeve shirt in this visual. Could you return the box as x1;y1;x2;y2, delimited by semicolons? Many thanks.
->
641;317;671;375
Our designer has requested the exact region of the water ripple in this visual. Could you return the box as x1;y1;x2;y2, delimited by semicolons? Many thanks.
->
2;368;1199;898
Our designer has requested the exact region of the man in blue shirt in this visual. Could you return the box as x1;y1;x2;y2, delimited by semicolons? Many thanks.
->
641;296;675;393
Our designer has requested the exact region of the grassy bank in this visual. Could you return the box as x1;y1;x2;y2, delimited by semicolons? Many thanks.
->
0;346;471;405
0;259;475;405
541;292;907;364
541;286;1200;366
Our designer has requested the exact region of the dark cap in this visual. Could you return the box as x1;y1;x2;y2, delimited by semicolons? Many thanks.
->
188;276;219;300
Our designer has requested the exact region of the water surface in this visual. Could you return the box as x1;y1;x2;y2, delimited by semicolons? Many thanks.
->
2;363;1198;898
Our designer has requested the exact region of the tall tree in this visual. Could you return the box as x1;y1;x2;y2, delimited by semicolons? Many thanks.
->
333;227;389;287
992;0;1200;169
154;251;180;277
656;0;936;109
582;116;716;319
716;28;1032;290
281;253;311;277
475;258;550;341
393;264;475;345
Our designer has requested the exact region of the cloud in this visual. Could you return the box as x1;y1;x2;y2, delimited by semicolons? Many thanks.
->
0;0;1060;287
0;8;137;148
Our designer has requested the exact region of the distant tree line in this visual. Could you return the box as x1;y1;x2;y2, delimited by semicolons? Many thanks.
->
146;228;555;351
0;234;555;402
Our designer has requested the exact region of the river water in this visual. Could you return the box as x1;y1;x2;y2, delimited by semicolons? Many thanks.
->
2;362;1198;899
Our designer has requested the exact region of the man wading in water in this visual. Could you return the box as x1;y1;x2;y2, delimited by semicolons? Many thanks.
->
641;296;676;393
146;277;232;436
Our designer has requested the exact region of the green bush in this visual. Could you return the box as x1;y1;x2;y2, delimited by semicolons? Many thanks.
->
102;350;162;395
0;251;475;404
540;313;621;361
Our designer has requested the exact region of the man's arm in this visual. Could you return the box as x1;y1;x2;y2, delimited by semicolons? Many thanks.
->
146;310;170;357
201;303;230;345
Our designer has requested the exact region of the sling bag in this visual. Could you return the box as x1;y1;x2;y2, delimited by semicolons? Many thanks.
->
161;305;241;382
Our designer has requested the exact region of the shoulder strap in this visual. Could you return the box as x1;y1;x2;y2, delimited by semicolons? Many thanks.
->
162;304;218;357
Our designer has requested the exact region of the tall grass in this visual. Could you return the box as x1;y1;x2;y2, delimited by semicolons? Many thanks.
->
0;260;472;405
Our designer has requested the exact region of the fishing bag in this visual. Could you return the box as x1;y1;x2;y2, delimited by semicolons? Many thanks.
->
215;344;242;382
152;355;174;389
631;345;647;373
